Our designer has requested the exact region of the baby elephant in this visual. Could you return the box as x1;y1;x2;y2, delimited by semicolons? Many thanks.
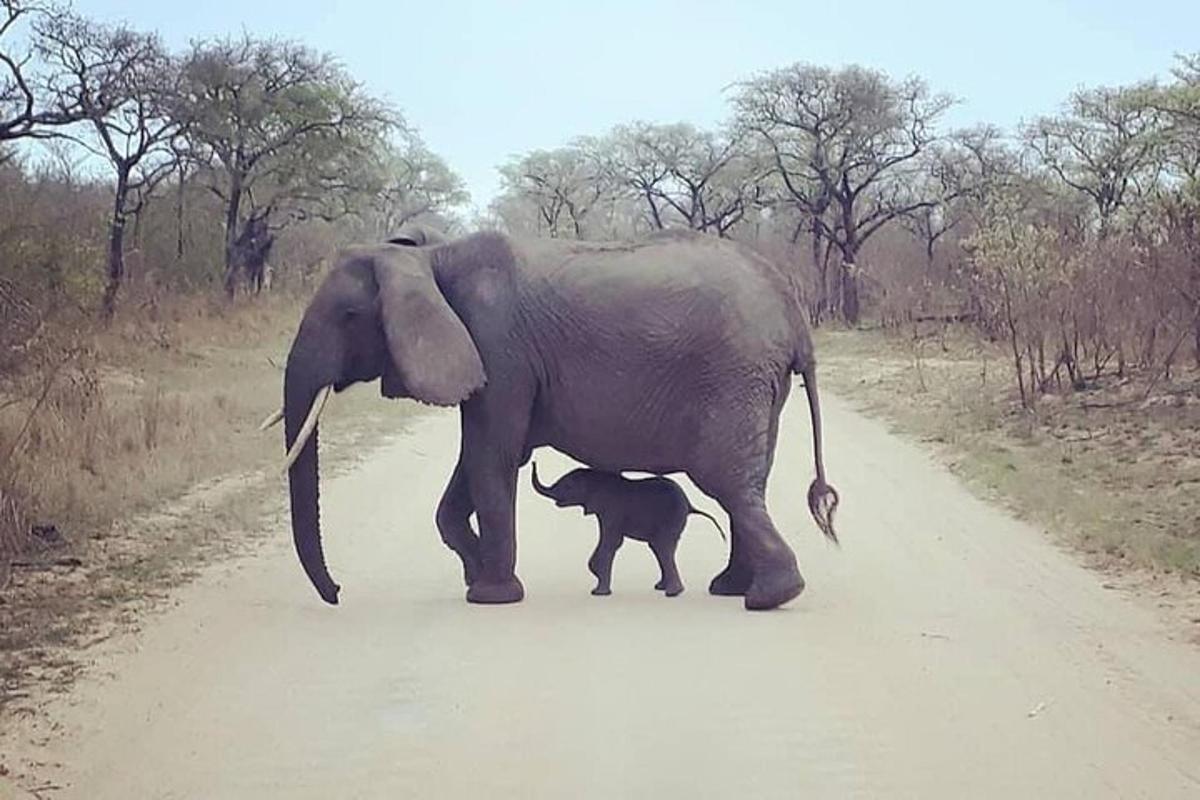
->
530;462;726;597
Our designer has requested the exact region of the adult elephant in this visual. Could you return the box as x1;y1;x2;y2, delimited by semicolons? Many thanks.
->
274;227;838;611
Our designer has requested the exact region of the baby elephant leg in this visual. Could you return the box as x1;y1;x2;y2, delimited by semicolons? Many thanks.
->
650;536;684;597
587;521;623;596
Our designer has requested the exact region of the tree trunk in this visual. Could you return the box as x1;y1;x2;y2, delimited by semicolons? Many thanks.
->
645;195;664;230
840;256;861;326
1001;280;1028;408
175;164;186;260
102;172;129;321
810;226;828;325
1194;312;1200;369
834;197;863;325
222;170;244;298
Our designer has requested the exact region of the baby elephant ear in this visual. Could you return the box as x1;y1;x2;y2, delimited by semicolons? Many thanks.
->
374;250;485;406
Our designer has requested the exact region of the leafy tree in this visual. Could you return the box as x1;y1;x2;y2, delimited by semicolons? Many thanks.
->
173;34;396;294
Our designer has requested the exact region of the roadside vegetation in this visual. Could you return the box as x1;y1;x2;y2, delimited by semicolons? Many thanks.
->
817;325;1200;577
1;0;463;567
0;288;423;709
1;1;451;707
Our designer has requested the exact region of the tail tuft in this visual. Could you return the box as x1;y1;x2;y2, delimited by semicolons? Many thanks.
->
807;480;840;546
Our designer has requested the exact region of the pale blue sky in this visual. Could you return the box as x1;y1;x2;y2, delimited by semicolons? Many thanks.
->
73;0;1200;212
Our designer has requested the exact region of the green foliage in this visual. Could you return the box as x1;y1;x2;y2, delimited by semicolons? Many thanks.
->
174;33;402;288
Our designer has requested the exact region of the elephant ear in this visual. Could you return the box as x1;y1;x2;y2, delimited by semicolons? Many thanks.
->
388;224;447;247
374;250;485;406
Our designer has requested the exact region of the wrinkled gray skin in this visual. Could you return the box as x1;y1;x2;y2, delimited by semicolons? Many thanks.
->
530;462;726;597
281;226;839;611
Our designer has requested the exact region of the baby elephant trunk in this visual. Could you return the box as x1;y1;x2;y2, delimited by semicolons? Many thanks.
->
530;462;558;500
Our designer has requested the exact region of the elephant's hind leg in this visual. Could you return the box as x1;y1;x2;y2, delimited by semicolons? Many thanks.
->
708;537;754;596
435;461;482;587
693;474;802;609
724;495;803;610
694;386;798;608
650;537;684;597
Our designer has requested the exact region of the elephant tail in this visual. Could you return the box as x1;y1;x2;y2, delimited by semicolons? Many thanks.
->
688;505;727;542
792;353;840;546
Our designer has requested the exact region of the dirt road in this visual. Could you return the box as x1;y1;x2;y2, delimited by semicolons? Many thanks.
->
4;388;1200;798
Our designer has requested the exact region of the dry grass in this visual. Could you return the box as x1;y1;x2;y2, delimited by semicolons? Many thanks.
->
1;294;299;566
0;292;422;710
816;325;1200;577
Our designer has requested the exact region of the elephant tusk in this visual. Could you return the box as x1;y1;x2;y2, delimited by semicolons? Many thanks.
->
258;408;284;431
281;385;332;474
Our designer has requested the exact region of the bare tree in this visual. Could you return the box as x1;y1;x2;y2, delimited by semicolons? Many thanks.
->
734;63;954;324
603;122;674;229
497;145;609;239
369;136;468;236
901;126;1017;269
603;122;765;236
35;13;180;317
1025;85;1161;236
1;0;91;141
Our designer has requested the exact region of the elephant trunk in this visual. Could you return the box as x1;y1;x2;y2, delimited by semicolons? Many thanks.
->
530;461;558;500
284;349;341;605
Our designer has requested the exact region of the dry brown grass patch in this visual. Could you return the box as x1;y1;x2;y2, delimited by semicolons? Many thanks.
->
816;325;1200;577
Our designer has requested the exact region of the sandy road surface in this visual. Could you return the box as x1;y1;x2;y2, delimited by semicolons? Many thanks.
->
4;388;1200;799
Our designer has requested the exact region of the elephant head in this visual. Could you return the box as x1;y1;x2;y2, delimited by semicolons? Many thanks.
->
530;463;599;514
277;238;485;604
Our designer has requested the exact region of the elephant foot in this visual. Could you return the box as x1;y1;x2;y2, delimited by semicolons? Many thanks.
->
663;583;684;598
591;585;612;596
466;575;525;604
708;562;753;596
744;565;804;611
460;559;482;588
444;543;481;588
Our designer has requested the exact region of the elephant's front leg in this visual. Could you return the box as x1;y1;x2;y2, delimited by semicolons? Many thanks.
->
463;455;524;604
435;460;481;587
587;522;623;596
459;386;533;605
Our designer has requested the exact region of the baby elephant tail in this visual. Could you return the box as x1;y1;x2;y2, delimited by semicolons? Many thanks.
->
688;505;727;542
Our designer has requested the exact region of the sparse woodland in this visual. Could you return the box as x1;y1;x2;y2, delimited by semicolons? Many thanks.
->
488;60;1200;412
0;0;465;569
2;0;1199;577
